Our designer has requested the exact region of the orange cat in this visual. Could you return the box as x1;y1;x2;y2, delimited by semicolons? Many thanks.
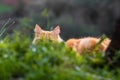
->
32;24;63;45
32;24;111;55
66;37;111;54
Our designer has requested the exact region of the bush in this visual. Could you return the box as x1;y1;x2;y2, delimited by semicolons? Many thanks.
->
0;32;118;80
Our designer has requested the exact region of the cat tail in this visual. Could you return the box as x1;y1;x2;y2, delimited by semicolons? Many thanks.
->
94;36;111;55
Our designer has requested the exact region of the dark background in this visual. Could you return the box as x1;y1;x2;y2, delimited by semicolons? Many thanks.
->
0;0;119;40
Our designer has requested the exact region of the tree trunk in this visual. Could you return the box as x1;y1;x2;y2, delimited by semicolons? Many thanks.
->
107;18;120;51
106;18;120;63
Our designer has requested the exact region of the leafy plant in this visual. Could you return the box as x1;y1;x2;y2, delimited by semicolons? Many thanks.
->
0;32;118;80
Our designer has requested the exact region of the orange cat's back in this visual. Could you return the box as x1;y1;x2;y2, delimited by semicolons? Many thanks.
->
66;37;99;53
65;38;80;49
66;37;111;54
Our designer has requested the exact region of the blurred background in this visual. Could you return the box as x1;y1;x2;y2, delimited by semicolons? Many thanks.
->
1;0;120;79
0;0;119;40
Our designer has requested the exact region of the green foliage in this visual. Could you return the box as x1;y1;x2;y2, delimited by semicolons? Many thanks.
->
0;5;13;13
0;32;118;80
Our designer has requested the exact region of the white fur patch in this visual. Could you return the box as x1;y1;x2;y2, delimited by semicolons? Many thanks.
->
57;35;63;42
80;38;90;47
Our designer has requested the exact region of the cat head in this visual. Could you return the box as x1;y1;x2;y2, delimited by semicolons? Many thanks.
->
32;24;62;44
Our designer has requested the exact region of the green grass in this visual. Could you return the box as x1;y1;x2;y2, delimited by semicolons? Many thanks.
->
0;32;119;80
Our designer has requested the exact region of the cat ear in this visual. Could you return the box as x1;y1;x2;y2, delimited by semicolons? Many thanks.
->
34;24;42;33
53;25;60;35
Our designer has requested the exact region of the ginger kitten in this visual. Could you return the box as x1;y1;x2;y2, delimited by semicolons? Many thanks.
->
66;37;111;54
32;24;63;45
